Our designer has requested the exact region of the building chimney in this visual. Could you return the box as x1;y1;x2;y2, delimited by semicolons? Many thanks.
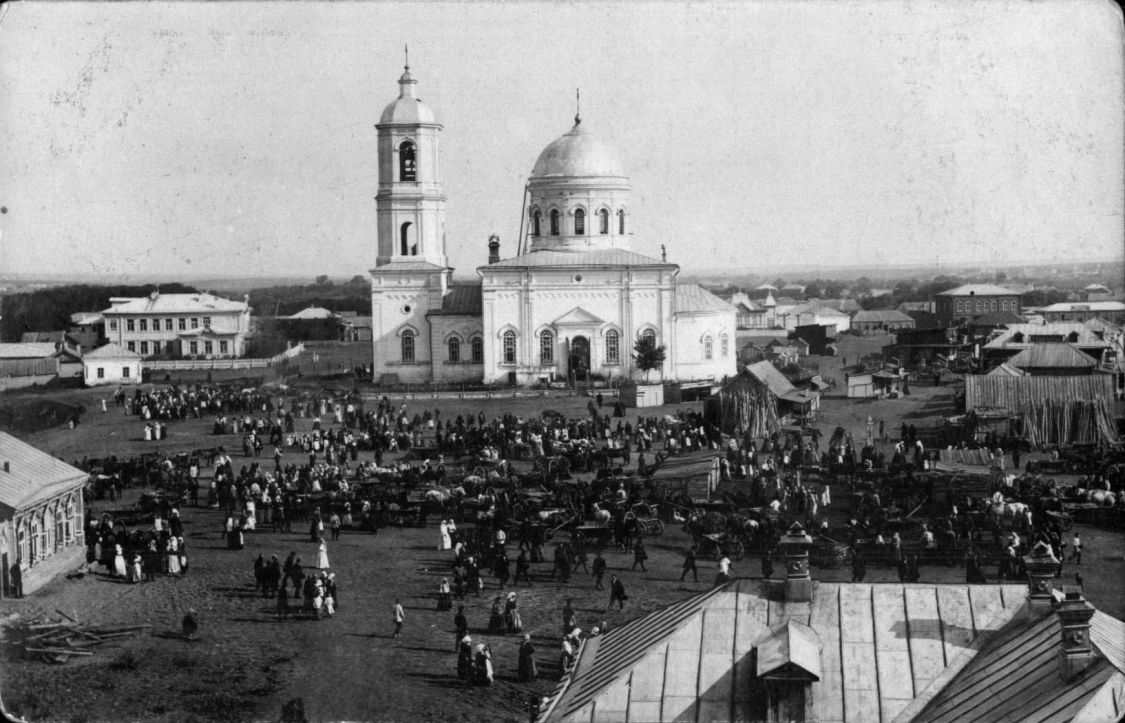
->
487;234;500;264
1024;540;1059;617
3;461;9;473
150;289;159;300
780;522;814;602
1055;588;1097;681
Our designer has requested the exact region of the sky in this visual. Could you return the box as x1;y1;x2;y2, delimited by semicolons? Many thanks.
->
0;0;1122;280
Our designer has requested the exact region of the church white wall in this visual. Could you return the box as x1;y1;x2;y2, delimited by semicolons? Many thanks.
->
428;315;484;383
369;271;447;383
672;310;738;381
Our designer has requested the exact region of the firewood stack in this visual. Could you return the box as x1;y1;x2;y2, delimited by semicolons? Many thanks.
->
4;610;151;664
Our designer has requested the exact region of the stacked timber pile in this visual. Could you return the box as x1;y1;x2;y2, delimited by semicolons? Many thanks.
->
3;611;150;664
963;375;1120;446
706;373;780;438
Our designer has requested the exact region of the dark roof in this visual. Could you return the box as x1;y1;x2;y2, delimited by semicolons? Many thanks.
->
426;285;482;316
20;331;66;343
852;309;915;324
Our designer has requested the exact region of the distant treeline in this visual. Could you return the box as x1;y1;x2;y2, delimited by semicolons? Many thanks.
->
247;275;369;317
0;283;200;342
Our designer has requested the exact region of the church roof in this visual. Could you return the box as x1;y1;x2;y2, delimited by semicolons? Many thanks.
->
530;121;627;179
483;248;672;269
427;285;482;317
378;67;438;126
676;283;733;313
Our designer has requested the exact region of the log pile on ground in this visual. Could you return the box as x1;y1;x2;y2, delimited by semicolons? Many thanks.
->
3;610;150;664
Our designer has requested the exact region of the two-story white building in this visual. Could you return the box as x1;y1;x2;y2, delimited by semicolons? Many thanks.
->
101;292;251;359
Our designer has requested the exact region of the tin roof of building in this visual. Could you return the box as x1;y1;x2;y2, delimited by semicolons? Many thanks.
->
852;309;915;324
0;343;59;359
0;432;88;510
426;285;483;316
1006;343;1098;370
83;343;142;360
540;580;1082;723
482;248;673;269
985;323;1110;349
676;283;733;313
1041;301;1125;312
103;292;247;315
936;283;1020;297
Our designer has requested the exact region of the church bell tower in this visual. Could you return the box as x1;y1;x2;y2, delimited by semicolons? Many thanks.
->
374;59;448;268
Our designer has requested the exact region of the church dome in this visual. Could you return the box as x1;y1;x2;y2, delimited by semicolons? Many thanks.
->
530;122;627;179
379;68;438;125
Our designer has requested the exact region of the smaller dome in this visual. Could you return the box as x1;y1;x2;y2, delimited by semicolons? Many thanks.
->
530;123;627;179
379;68;438;125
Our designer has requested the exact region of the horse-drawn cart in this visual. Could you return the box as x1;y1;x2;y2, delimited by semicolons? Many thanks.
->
696;532;744;561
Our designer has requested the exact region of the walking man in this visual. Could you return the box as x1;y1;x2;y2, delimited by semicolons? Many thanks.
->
607;575;628;612
392;599;405;639
592;551;607;590
1070;532;1083;565
679;545;699;582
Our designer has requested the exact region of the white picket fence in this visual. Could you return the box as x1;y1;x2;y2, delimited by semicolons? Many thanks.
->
144;343;304;371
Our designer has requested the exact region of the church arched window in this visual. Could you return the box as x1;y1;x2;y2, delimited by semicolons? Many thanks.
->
399;141;417;182
720;333;729;358
550;210;560;236
471;337;484;364
704;336;714;360
532;210;542;237
617;209;626;235
574;209;585;235
641;328;656;347
605;329;620;365
539;330;554;364
400;222;416;256
502;331;517;364
599;209;609;235
447;337;460;363
401;330;415;363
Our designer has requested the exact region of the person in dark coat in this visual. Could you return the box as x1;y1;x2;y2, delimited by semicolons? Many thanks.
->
457;635;474;680
631;538;648;572
679;545;698;582
276;583;290;621
518;634;538;681
453;606;468;651
592;552;607;590
851;548;866;582
607;575;628;611
515;550;532;585
8;561;22;598
761;552;774;579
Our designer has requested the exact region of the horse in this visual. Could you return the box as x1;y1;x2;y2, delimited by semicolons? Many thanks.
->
589;502;612;527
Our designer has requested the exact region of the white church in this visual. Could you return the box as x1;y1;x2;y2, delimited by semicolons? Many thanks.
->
369;63;736;386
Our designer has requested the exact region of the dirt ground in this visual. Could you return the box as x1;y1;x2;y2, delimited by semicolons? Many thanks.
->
1;370;1123;723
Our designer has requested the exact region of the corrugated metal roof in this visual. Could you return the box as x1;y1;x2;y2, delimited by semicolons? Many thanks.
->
83;343;142;360
676;284;733;313
103;293;247;315
853;309;915;324
20;331;66;343
482;248;672;269
743;361;796;398
986;323;1108;349
988;362;1027;377
1007;343;1098;369
1041;301;1125;312
0;343;59;359
427;285;483;316
0;432;87;510
936;283;1020;296
370;260;448;273
542;580;1040;723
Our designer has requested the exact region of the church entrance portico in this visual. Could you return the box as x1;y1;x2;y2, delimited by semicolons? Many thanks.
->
568;335;591;382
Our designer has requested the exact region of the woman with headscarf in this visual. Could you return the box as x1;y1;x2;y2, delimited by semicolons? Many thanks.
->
518;634;537;681
504;592;522;633
437;578;452;611
113;544;127;578
167;536;182;576
488;596;505;633
438;519;452;551
474;643;494;686
316;538;330;570
457;635;474;680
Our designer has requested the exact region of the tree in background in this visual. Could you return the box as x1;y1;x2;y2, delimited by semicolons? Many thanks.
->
633;337;667;382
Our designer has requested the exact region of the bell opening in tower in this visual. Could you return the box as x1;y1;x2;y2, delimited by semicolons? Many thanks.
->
400;141;417;181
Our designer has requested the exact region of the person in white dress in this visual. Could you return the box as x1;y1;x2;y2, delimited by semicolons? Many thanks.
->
439;520;452;551
167;537;182;575
316;538;330;569
113;544;127;577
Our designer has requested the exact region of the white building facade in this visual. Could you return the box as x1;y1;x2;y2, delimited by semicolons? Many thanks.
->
102;292;251;359
369;66;736;386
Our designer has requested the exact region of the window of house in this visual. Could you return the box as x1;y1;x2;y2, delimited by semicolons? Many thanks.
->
955;301;962;313
448;337;460;363
539;331;554;364
204;341;213;355
140;341;149;355
550;210;560;236
471;337;484;364
65;500;75;543
704;336;714;360
617;209;625;234
605;329;620;364
219;341;229;354
96;367;105;379
502;331;516;364
574;209;585;235
38;512;49;559
599;209;609;235
151;341;160;355
17;522;29;567
126;342;135;352
720;333;729;357
178;318;186;331
139;319;148;332
55;507;65;551
399;141;417;181
29;516;40;562
532;210;542;236
191;318;199;329
189;341;198;355
401;330;415;363
109;319;118;331
122;367;130;378
126;319;135;332
165;318;173;331
203;317;211;328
